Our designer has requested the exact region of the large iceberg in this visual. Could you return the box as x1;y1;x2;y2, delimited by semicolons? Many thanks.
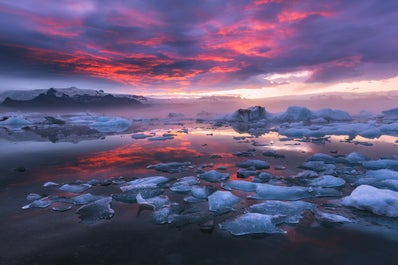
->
225;106;267;122
342;185;398;217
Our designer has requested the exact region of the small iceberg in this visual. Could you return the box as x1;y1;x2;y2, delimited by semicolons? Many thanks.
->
199;170;229;182
208;191;241;214
220;213;283;236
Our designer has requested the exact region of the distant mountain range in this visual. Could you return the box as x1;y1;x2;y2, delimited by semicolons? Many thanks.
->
0;87;147;108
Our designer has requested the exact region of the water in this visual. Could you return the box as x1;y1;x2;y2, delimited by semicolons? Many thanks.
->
1;121;398;265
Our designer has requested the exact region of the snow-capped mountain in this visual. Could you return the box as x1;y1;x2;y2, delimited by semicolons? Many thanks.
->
0;87;147;108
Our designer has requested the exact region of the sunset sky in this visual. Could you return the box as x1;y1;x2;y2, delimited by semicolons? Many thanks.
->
0;0;397;98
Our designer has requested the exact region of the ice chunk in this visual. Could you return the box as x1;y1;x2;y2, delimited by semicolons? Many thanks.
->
220;213;283;236
70;193;107;205
147;162;191;173
89;116;131;133
306;153;336;163
312;108;352;122
113;187;164;203
342;185;398;217
308;175;346;188
0;115;32;128
170;176;200;193
59;183;92;193
199;170;229;182
290;170;318;179
51;203;73;212
26;193;42;201
262;150;285;158
251;183;341;200
273;106;312;122
208;191;241;214
136;194;170;210
183;196;207;203
76;197;114;224
121;176;170;191
225;106;267;122
343;152;368;165
300;161;336;173
362;159;398;170
236;168;259;178
236;159;270;169
131;133;152;139
248;201;315;224
315;211;351;224
43;181;59;187
222;180;257;192
252;172;273;183
22;198;51;209
355;169;398;191
191;185;216;199
382;108;398;120
148;136;174;141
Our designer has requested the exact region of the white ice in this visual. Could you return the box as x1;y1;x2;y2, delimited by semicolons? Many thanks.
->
208;191;241;214
342;185;398;217
220;213;283;236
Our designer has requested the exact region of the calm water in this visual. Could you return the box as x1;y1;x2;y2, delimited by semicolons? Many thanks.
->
1;121;398;265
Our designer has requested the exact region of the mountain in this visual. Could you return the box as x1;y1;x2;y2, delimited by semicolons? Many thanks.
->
0;87;146;108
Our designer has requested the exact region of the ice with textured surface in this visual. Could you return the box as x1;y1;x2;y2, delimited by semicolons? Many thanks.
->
208;191;241;214
220;213;283;236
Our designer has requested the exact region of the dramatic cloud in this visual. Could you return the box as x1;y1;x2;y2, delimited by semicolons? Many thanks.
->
0;0;397;95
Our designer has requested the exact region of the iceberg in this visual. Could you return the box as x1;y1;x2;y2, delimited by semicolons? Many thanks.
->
170;176;200;193
220;213;283;236
199;170;229;182
89;116;131;133
306;153;336;163
250;183;341;200
342;185;398;217
208;191;241;214
273;106;312;122
113;187;164;203
308;175;346;188
222;180;257;192
225;106;267;122
147;162;191;173
248;201;315;224
312;108;352;122
236;159;270;169
76;197;114;224
59;183;92;193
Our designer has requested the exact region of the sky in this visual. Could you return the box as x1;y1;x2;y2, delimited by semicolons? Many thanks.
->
0;0;397;98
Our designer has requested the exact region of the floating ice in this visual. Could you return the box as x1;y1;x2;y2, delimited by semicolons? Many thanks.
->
136;194;170;210
0;115;32;128
89;116;131;133
342;185;398;217
113;187;164;203
236;168;259;178
300;161;336;174
308;175;346;188
225;106;267;122
382;108;398;121
191;185;216;199
362;159;398;170
76;197;114;224
220;213;283;236
147;162;191;173
26;193;42;201
312;108;352;122
248;201;315;224
315;211;351;224
43;181;59;187
148;136;174;141
262;150;285;158
208;191;241;214
51;203;73;212
22;198;51;209
236;159;270;169
250;183;341;200
222;180;257;192
306;153;336;163
252;172;273;183
170;176;200;193
120;176;169;192
273;106;312;122
355;169;398;191
59;183;92;193
199;170;229;182
131;133;152;139
233;150;256;157
343;152;368;165
290;170;318;179
70;193;107;205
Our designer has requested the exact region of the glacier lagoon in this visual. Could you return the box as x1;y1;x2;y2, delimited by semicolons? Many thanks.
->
1;107;398;265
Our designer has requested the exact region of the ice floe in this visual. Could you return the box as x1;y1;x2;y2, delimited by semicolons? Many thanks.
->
220;213;283;236
248;201;315;224
236;159;270;169
76;197;114;224
342;185;398;217
199;170;229;182
208;191;241;214
136;194;170;210
59;183;92;193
